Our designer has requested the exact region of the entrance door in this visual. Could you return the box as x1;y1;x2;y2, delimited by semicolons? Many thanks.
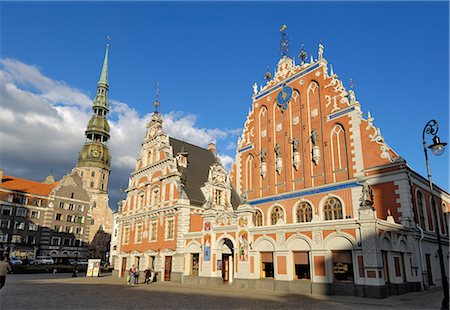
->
164;256;172;281
222;255;230;282
121;257;127;278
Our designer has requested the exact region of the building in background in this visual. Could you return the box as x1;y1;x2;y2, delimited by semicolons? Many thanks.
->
0;170;92;261
0;43;114;262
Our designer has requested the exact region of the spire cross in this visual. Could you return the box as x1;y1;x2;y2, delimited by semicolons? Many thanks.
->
106;35;111;47
350;78;356;90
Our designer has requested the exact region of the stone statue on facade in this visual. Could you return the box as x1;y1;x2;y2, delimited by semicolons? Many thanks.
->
359;182;374;208
252;82;258;95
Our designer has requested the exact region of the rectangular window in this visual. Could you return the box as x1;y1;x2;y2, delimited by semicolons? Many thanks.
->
33;199;42;207
29;223;38;231
123;227;130;244
293;251;310;280
1;206;12;216
54;225;61;233
76;227;83;235
165;218;174;240
14;221;25;230
150;222;157;241
63;238;71;246
51;237;60;246
11;235;22;243
59;202;65;209
0;234;8;242
28;236;36;244
30;210;39;219
65;226;73;233
55;213;62;221
0;219;10;229
16;208;27;217
68;203;75;211
136;224;143;243
77;205;84;212
332;251;354;282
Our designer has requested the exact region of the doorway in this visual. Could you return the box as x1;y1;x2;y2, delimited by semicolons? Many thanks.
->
121;257;127;278
164;256;172;281
222;255;231;282
221;239;234;283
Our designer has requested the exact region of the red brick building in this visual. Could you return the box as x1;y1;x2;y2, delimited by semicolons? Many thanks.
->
114;41;449;298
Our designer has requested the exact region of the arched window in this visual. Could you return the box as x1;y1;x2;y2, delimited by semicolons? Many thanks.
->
91;171;95;177
431;198;437;232
442;203;448;235
270;206;284;225
246;155;254;191
253;210;263;226
323;197;343;220
330;124;348;178
296;202;313;223
416;191;426;228
90;181;94;188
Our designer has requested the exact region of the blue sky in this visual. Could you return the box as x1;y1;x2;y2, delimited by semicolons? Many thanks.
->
1;1;449;208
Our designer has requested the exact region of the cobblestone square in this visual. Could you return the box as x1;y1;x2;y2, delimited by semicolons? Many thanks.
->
0;273;444;309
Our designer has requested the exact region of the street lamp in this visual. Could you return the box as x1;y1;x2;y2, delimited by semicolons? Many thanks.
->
72;213;82;278
422;119;448;310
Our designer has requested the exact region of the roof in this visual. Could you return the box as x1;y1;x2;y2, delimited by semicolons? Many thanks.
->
169;137;241;209
0;174;59;196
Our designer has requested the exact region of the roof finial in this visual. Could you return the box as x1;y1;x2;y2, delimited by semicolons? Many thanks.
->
298;44;307;65
264;66;272;81
279;24;289;57
349;77;356;90
153;81;160;113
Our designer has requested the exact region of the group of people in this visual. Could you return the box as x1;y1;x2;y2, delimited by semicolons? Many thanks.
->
127;265;155;285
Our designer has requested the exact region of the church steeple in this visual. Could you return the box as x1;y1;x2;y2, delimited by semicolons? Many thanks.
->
98;40;109;86
77;41;111;174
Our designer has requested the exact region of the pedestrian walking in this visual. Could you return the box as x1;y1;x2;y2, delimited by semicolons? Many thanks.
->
149;266;156;283
128;265;136;285
0;256;12;290
134;267;140;284
143;269;151;284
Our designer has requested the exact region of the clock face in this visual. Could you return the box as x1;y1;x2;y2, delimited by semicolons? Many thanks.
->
277;85;292;111
91;150;100;158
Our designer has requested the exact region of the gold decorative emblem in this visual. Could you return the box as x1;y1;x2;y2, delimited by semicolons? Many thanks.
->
91;150;100;158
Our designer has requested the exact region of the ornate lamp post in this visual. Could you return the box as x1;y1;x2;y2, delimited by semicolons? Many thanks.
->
72;213;82;278
422;119;448;310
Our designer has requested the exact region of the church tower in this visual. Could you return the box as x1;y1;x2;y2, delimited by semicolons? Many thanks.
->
75;42;113;241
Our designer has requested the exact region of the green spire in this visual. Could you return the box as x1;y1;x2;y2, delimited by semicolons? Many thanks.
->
98;38;110;85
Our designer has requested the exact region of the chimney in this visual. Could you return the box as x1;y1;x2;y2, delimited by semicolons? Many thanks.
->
208;143;216;154
0;169;3;184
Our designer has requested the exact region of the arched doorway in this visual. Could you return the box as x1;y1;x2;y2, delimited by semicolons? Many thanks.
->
221;239;234;283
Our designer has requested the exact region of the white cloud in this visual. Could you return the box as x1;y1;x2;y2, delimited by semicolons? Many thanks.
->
0;58;240;209
218;154;234;171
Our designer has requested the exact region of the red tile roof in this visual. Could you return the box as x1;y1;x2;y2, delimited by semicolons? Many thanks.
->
0;175;59;196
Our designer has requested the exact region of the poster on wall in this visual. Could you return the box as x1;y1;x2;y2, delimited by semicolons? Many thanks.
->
204;246;211;261
204;234;211;261
86;259;101;277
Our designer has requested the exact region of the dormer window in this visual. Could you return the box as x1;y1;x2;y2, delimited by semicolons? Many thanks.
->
214;189;222;205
